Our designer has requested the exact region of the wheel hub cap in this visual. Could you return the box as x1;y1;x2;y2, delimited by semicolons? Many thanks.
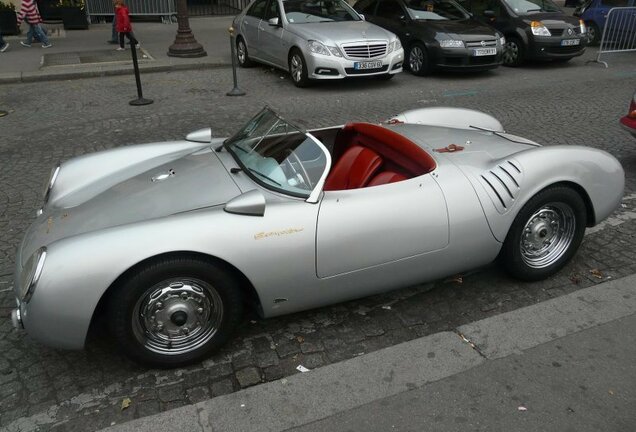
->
291;55;302;82
520;203;576;269
409;47;423;72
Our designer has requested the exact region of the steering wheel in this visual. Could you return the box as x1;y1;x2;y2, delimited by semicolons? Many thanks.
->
284;150;313;189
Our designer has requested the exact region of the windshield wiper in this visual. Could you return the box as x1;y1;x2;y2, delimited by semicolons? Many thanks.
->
248;168;282;186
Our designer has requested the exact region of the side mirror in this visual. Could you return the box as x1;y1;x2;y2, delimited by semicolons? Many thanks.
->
225;190;266;217
483;9;496;18
268;17;280;26
185;127;212;143
359;13;366;20
399;14;407;23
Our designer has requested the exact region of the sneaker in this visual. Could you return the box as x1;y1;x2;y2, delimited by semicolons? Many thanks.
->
42;43;52;49
115;47;125;51
0;42;8;53
20;41;31;48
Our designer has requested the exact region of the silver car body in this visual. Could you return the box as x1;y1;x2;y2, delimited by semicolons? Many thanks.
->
12;107;624;350
233;0;404;79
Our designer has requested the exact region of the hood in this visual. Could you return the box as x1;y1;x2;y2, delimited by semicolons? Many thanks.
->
413;19;498;40
520;12;581;26
22;149;241;262
289;21;395;44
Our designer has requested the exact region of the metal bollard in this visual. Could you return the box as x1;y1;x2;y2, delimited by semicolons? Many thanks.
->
227;26;246;97
129;38;154;106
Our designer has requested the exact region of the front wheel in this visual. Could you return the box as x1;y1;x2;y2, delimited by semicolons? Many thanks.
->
108;256;244;367
503;36;525;67
289;49;310;87
407;42;431;76
586;22;600;45
236;37;254;67
499;186;587;281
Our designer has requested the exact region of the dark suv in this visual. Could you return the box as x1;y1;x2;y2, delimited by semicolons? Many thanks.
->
457;0;588;66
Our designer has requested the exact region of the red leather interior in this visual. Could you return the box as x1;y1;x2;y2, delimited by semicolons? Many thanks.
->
368;171;407;187
323;146;382;191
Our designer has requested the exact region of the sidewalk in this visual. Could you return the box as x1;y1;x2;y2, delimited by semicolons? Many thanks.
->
0;16;234;84
101;274;636;432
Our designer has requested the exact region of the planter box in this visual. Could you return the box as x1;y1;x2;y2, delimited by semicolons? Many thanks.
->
0;10;19;35
60;6;88;29
37;0;62;20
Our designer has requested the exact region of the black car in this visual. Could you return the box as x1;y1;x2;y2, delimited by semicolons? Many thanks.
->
456;0;588;66
354;0;505;75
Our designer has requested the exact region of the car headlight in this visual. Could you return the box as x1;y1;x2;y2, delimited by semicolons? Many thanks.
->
579;19;586;34
387;39;402;53
439;39;464;48
308;40;331;56
530;21;551;36
328;46;343;57
19;247;47;303
499;35;506;45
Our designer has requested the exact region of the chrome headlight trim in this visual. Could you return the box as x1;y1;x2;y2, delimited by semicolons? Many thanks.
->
439;39;465;48
43;164;61;207
20;247;47;303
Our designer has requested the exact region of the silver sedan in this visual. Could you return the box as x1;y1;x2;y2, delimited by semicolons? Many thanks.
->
233;0;404;86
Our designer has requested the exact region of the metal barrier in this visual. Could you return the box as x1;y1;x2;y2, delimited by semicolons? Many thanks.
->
188;0;250;16
590;6;636;67
86;0;177;23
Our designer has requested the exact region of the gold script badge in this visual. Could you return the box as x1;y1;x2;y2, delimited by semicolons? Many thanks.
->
254;227;304;240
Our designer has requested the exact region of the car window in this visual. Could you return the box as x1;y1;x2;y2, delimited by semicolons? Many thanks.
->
469;0;503;16
377;0;405;18
355;0;378;14
601;0;628;6
264;0;281;20
404;0;470;20
502;0;560;14
247;0;269;17
283;0;362;23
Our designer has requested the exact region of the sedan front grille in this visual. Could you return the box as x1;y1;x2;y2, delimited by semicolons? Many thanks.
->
465;39;497;47
342;42;388;59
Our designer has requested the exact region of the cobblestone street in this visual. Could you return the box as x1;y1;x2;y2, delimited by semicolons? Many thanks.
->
1;52;635;431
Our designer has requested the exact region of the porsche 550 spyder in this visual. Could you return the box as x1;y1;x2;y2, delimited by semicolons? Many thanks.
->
11;107;624;367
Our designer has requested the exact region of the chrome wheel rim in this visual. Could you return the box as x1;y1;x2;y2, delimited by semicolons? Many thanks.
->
132;278;223;355
520;203;576;269
503;41;518;64
237;40;246;64
409;46;423;72
290;54;303;82
588;26;596;43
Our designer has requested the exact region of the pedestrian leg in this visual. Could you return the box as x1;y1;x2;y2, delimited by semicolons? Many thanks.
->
34;24;51;47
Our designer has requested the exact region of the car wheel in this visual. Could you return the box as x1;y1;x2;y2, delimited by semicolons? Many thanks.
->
503;36;525;67
407;42;431;76
236;37;253;67
586;22;600;45
500;186;586;281
108;256;244;367
289;49;310;87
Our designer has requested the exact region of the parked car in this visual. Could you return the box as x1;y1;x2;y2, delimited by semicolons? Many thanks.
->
353;0;505;75
232;0;404;87
457;0;588;66
619;90;636;138
11;107;624;367
574;0;635;45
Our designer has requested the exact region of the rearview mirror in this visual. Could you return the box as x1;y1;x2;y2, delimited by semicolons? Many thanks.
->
225;190;266;217
268;17;280;26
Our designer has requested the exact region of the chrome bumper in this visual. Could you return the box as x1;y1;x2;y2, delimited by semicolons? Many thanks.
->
11;307;23;329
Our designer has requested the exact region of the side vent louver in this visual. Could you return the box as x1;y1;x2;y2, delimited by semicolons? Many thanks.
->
480;160;523;213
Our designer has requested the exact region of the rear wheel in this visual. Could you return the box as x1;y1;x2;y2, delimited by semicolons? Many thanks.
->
586;21;600;45
108;256;243;367
503;36;525;67
407;42;431;76
500;186;586;281
289;49;310;87
236;37;253;67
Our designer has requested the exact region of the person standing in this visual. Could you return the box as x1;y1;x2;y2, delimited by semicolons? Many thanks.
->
115;0;137;51
16;0;52;48
108;0;118;44
0;26;9;52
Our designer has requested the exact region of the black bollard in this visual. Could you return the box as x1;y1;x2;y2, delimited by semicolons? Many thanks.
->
226;26;245;97
129;38;153;106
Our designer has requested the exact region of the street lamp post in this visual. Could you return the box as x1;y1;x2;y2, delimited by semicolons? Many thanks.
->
167;0;207;58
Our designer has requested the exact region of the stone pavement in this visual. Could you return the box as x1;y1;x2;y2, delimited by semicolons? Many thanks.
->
101;274;636;432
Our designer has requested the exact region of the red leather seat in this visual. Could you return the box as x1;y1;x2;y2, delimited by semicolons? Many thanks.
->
324;145;382;191
368;171;407;187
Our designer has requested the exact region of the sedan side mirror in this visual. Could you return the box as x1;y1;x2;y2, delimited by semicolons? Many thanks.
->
359;13;366;20
483;10;496;18
268;17;280;26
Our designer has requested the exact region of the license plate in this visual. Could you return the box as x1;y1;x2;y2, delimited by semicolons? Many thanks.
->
561;39;580;46
473;47;497;56
354;61;383;70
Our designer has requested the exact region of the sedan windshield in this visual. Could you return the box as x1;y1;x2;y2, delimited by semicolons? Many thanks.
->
283;0;361;23
404;0;470;20
503;0;560;14
224;108;329;199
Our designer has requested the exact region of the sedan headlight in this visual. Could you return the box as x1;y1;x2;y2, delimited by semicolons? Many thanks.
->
530;21;551;36
499;35;506;45
19;247;47;303
308;40;332;56
579;19;586;34
328;46;343;57
439;39;465;48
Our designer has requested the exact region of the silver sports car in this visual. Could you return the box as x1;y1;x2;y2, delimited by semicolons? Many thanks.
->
233;0;404;86
11;107;624;367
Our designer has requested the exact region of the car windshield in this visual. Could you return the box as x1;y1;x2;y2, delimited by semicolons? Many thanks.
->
503;0;560;14
224;108;330;199
404;0;470;20
283;0;361;23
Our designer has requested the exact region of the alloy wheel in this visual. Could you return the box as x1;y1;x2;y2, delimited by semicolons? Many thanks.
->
290;54;303;83
409;46;424;73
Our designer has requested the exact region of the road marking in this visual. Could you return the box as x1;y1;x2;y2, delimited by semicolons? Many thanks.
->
613;71;636;78
442;90;479;98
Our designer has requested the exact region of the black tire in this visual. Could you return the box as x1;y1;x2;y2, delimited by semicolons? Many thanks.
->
236;36;254;67
502;36;525;67
499;186;587;281
586;21;600;45
108;256;244;368
289;48;310;87
407;42;432;76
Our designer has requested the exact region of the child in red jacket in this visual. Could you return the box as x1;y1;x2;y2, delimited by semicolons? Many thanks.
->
114;0;138;50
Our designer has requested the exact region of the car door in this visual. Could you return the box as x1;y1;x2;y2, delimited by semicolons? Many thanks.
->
241;0;269;59
258;0;288;67
315;176;449;278
597;0;631;37
373;0;410;40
